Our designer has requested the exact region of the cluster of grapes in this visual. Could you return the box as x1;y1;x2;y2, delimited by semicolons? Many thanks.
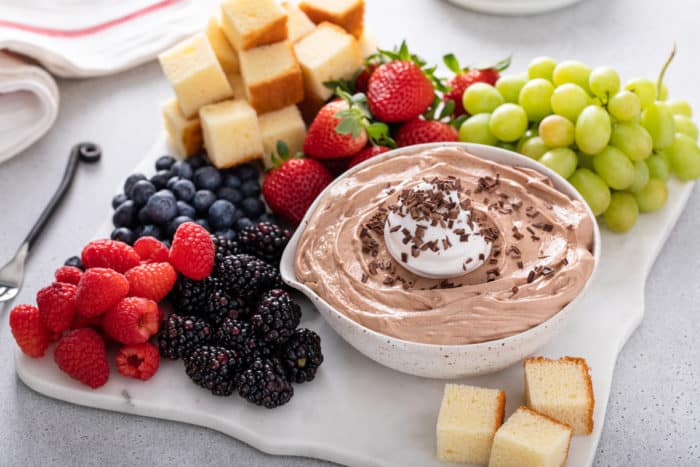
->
457;51;699;232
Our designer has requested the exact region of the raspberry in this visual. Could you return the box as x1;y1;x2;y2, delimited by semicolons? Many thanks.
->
70;313;103;330
75;268;129;318
81;239;141;273
9;304;50;358
36;282;77;334
125;262;176;302
169;222;215;280
54;328;109;389
54;266;83;285
133;236;169;263
116;342;160;380
102;297;161;345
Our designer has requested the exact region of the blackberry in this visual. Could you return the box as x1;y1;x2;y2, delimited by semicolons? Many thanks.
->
216;254;282;299
203;280;252;325
236;356;293;408
169;276;211;315
157;314;212;359
250;289;301;346
211;234;241;266
238;222;292;263
213;319;262;361
278;329;323;383
184;345;242;396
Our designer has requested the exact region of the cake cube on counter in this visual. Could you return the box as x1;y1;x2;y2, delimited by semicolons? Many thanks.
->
220;0;288;51
259;105;307;169
300;0;365;38
161;99;203;157
282;2;316;43
199;99;262;169
205;18;240;75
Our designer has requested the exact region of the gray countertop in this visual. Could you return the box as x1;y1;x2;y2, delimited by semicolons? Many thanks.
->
1;0;699;465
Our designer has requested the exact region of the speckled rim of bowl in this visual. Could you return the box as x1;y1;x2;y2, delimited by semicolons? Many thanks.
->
280;142;601;352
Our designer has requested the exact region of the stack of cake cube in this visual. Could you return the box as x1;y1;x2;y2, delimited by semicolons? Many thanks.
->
158;0;372;169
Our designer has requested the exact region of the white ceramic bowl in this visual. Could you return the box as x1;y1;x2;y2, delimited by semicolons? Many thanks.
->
280;143;601;379
445;0;584;15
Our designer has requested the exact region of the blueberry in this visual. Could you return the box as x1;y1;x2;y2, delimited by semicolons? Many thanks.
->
241;197;265;218
166;176;181;190
155;155;176;171
186;154;208;170
195;218;212;231
124;173;147;196
138;206;151;225
259;213;277;225
222;174;242;189
137;224;163;239
112;193;128;209
145;191;178;224
217;186;242;205
111;227;136;245
64;256;83;269
158;189;176;200
177;200;196;219
215;229;237;241
208;199;236;229
112;200;136;227
167;216;193;238
129;180;156;206
241;179;261;198
150;170;173;190
172;179;196;202
233;163;259;181
193;166;223;191
193;190;217;213
235;217;254;231
171;160;193;179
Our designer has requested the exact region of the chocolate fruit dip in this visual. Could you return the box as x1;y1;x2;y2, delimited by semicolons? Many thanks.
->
294;146;596;345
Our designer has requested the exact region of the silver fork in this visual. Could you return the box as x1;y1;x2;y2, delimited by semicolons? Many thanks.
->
0;142;101;303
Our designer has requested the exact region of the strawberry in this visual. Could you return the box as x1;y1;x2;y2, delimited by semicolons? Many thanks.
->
304;100;368;159
75;268;130;318
54;266;83;285
54;328;109;389
168;222;214;280
133;236;169;264
102;297;160;345
116;342;160;381
355;63;378;93
37;282;78;334
368;60;435;123
395;118;459;147
125;262;176;302
9;304;50;358
321;157;352;176
81;239;141;273
348;145;391;168
443;54;510;117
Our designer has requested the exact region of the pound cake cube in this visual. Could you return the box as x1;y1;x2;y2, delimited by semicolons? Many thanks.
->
358;28;378;58
158;33;233;118
227;73;248;100
206;18;240;75
294;22;362;104
259;105;307;169
238;41;304;114
220;0;288;51
436;384;506;465
489;407;572;467
162;99;203;157
299;0;365;38
199;99;263;169
524;356;595;435
282;2;316;42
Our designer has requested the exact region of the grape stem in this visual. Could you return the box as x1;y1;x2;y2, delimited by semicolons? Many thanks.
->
657;43;677;96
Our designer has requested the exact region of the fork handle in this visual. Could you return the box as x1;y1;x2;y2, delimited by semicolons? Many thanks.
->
22;142;101;252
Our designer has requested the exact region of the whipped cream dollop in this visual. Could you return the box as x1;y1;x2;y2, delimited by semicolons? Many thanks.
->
383;179;491;279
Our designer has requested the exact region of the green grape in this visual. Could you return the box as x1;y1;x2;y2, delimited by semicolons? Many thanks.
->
607;91;642;122
518;78;554;121
538;115;575;148
641;102;675;150
604;192;639;233
463;83;504;115
624;78;657;108
539;148;577;178
592;146;635;190
496;74;528;103
528;56;557;81
673;115;699;140
575;105;612;155
610;122;653;160
646;155;670;181
552;60;591;91
666;99;692;118
522;128;538;140
577;151;595;170
589;66;620;101
498;142;518;151
519;136;548;160
634;178;668;212
668;133;700;180
657;82;669;101
628;160;650;193
489;103;529;142
459;113;498;145
568;168;611;216
550;83;589;122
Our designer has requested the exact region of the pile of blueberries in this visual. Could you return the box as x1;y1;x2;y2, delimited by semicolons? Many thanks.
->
111;154;275;245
